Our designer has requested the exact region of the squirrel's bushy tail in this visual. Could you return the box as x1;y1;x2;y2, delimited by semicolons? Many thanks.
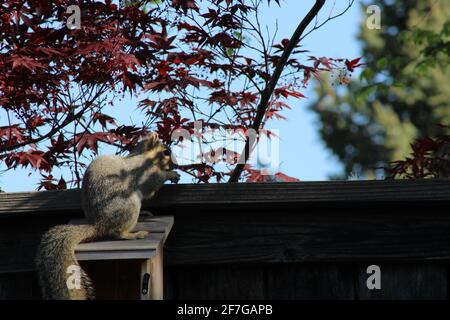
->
35;224;98;300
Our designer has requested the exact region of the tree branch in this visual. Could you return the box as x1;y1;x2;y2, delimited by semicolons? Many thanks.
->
228;0;326;182
0;86;106;153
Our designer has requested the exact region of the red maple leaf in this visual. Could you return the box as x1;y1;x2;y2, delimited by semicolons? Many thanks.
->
345;57;364;72
10;55;46;71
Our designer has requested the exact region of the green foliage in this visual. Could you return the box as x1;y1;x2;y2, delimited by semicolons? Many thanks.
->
309;0;450;178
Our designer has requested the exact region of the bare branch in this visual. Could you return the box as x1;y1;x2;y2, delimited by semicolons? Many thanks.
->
228;0;327;182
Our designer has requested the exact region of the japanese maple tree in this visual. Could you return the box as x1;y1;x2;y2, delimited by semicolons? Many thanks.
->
386;125;450;179
0;0;357;189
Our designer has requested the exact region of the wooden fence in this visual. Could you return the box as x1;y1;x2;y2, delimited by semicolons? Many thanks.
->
1;179;450;299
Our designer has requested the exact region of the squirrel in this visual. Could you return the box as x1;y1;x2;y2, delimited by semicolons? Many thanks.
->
35;132;180;300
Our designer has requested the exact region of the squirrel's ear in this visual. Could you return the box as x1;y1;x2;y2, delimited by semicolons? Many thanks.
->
146;132;160;148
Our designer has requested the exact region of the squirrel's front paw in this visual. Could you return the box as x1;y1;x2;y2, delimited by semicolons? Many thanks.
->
167;171;181;183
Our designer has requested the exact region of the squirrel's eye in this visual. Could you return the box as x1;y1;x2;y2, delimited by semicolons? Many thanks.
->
163;149;171;156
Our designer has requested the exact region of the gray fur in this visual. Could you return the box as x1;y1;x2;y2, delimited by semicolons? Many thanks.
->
35;133;180;299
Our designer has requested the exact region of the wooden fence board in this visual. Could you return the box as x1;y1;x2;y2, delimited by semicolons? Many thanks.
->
265;264;355;300
1;180;450;215
164;210;450;265
0;181;449;300
166;264;265;299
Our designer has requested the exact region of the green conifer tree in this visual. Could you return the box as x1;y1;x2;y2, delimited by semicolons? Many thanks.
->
309;0;450;178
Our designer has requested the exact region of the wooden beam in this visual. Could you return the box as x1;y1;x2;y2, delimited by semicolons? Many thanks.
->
1;179;449;216
163;209;450;265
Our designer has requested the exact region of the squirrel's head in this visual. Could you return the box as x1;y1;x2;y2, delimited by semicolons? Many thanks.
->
129;132;177;170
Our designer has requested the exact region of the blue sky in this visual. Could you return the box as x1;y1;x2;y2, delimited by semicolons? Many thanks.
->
260;0;362;181
0;0;363;191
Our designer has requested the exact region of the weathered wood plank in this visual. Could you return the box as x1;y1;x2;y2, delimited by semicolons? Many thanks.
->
164;210;450;265
81;260;141;300
148;244;164;300
3;208;450;272
75;216;174;261
0;189;80;215
1;179;450;215
4;263;449;300
166;264;265;299
265;264;355;299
